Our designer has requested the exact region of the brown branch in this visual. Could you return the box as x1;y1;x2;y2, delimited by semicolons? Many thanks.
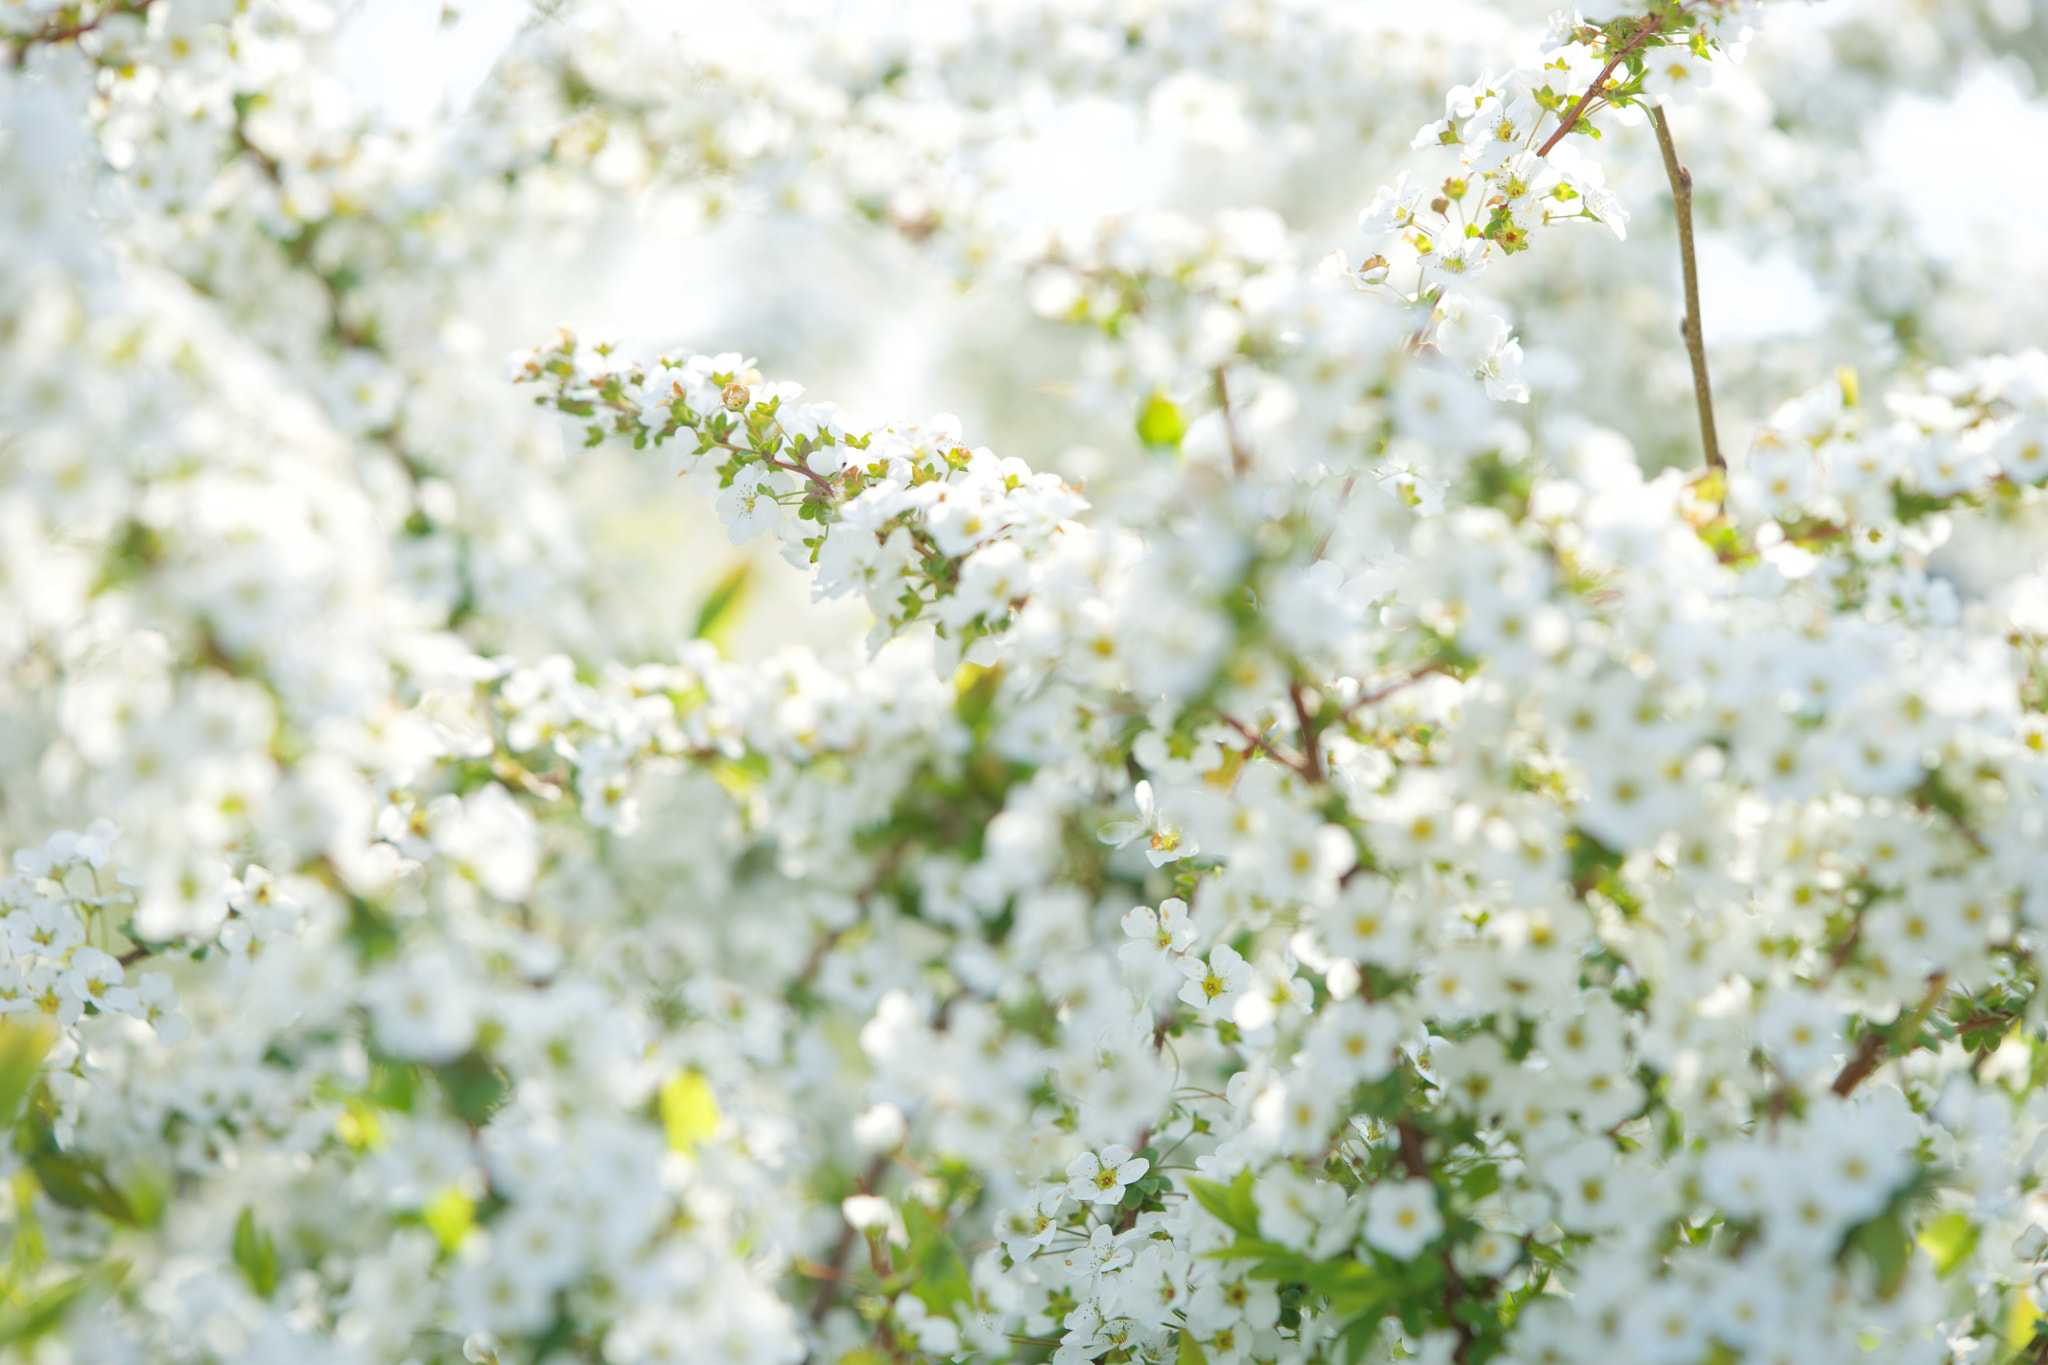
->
1831;972;1948;1098
1395;1120;1429;1180
1535;17;1658;158
1289;682;1325;783
1439;1245;1478;1365
808;1154;891;1326
1823;916;1863;983
1213;368;1251;476
1340;663;1451;722
1114;1126;1154;1233
8;0;156;67
1216;712;1312;779
705;436;838;497
1650;106;1724;473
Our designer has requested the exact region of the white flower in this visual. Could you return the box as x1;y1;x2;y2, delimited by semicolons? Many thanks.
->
1641;41;1715;106
1363;1180;1444;1259
1099;780;1200;867
1176;944;1252;1016
1755;991;1842;1079
365;951;479;1064
1358;173;1423;237
1066;1144;1149;1205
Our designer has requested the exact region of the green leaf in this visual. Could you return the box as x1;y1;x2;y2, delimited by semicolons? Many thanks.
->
1177;1329;1210;1365
1337;1307;1390;1365
955;662;1004;730
1453;1162;1502;1205
691;561;754;648
0;1260;124;1348
28;1149;135;1225
660;1070;721;1152
1304;1257;1385;1314
1136;393;1186;450
1199;1238;1293;1261
115;1159;169;1230
902;1199;974;1316
1186;1169;1261;1239
433;1050;510;1127
232;1206;280;1298
1245;1253;1314;1282
1917;1209;1978;1278
422;1186;475;1252
0;1022;52;1132
1847;1209;1912;1299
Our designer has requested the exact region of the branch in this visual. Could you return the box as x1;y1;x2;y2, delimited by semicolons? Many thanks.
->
1340;663;1451;722
7;0;157;67
1650;106;1724;473
808;1154;891;1326
1216;711;1313;780
1830;972;1948;1099
1289;682;1325;783
1214;368;1251;476
1535;17;1658;158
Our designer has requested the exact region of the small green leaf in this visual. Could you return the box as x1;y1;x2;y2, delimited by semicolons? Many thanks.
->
1136;393;1186;450
1177;1329;1210;1365
422;1186;475;1252
0;1022;52;1131
1847;1209;1912;1299
1186;1168;1261;1239
232;1206;279;1298
954;662;1003;730
28;1150;136;1225
115;1159;169;1230
1337;1307;1389;1365
1917;1210;1978;1278
433;1050;510;1127
0;1260;124;1347
691;561;754;648
1199;1238;1293;1261
660;1070;720;1152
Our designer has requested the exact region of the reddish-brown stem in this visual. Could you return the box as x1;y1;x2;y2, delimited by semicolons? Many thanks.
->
1217;712;1313;780
1535;18;1659;158
1289;682;1325;783
1214;368;1251;476
8;0;157;67
808;1154;892;1326
1650;106;1724;473
1340;663;1452;722
1395;1120;1429;1179
1831;973;1948;1098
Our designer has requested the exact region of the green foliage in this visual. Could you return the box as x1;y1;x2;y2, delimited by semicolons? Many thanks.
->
232;1207;280;1299
692;561;754;648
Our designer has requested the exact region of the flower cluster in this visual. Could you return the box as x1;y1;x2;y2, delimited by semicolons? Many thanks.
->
6;1;2048;1364
1344;3;1755;331
1;821;186;1044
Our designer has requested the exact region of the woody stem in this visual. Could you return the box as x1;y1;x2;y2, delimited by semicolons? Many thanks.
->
1650;105;1724;474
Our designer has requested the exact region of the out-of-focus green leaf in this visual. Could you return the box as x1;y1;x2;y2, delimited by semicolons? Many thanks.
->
692;560;753;647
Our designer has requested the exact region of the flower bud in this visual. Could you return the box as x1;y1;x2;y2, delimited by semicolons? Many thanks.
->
722;382;750;411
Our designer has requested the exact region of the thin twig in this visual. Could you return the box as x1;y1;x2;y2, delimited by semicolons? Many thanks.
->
1535;17;1658;158
808;1154;891;1326
1216;712;1312;779
1213;368;1251;476
8;0;157;67
1340;663;1451;722
1831;972;1948;1098
1650;106;1724;473
1289;682;1325;783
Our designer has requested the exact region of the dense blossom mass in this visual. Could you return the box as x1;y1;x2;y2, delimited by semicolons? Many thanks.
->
6;1;2048;1364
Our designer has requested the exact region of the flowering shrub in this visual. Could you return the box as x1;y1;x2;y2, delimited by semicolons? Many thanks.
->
6;1;2048;1364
